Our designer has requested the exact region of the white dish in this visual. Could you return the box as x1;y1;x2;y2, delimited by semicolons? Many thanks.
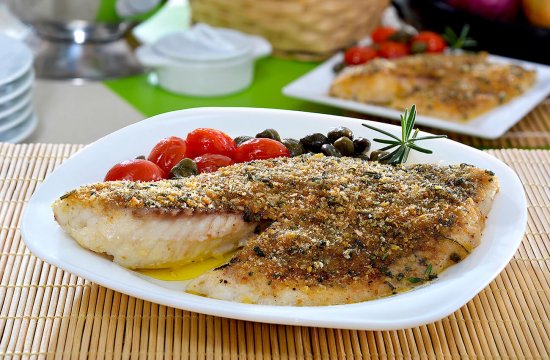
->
0;67;32;98
0;69;33;105
0;34;33;88
0;101;32;132
21;108;526;330
136;24;271;97
0;87;31;114
283;54;550;139
0;89;31;119
0;111;37;143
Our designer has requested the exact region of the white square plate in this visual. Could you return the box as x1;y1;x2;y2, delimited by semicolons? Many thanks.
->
283;54;550;139
21;108;526;330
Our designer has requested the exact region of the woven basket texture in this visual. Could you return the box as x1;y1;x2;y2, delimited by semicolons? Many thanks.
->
190;0;389;60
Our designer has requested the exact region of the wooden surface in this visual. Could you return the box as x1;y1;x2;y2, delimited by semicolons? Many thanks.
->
1;144;549;358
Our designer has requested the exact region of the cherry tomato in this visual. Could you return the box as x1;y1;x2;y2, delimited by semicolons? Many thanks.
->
148;136;187;174
378;41;409;59
234;138;290;163
195;154;234;173
371;27;397;43
344;46;378;66
186;128;236;159
104;159;166;182
411;31;446;53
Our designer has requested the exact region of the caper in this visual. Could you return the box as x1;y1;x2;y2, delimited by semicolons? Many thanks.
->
170;158;198;178
256;129;281;142
355;153;371;161
234;135;253;146
370;150;390;162
282;138;305;157
411;42;427;54
332;61;346;73
353;137;371;155
321;144;342;157
300;133;329;153
327;126;354;143
387;30;413;43
333;136;354;156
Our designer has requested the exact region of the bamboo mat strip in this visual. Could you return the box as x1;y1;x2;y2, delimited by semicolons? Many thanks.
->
0;144;550;358
347;98;550;149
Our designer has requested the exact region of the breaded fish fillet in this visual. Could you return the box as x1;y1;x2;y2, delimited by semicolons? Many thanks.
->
330;52;536;121
52;155;498;305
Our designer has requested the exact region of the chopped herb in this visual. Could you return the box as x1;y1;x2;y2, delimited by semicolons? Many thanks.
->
253;246;265;257
396;273;404;281
407;277;423;283
59;190;75;200
425;264;433;277
363;105;447;164
450;253;462;263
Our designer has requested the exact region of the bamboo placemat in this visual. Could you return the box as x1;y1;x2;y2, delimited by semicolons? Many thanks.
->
1;143;549;359
347;98;550;149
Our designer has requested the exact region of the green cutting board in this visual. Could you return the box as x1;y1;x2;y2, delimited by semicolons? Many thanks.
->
105;57;341;118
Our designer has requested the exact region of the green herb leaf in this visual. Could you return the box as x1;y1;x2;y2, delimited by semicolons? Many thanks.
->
364;105;447;164
407;277;423;283
425;264;433;277
443;25;477;51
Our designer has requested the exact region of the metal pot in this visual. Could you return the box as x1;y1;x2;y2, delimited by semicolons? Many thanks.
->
6;0;164;80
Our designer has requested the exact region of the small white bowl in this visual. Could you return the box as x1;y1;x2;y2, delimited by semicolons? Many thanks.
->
136;25;272;97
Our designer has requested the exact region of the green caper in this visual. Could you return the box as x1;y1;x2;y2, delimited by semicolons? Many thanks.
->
387;30;413;43
370;150;390;162
256;129;281;142
411;41;427;54
353;137;371;155
355;153;371;161
327;126;354;143
300;133;329;153
170;158;198;179
332;61;346;73
333;136;354;156
234;135;253;146
282;138;305;157
135;155;146;160
321;144;342;157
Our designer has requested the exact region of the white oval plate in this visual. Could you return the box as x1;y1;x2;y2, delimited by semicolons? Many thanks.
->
21;108;526;330
282;53;550;139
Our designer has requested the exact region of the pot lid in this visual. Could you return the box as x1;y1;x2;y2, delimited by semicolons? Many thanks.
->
152;24;253;62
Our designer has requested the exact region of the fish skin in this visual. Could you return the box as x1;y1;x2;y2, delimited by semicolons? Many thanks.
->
52;155;498;305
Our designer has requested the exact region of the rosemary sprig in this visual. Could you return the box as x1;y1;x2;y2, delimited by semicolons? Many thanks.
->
362;105;447;164
443;24;477;51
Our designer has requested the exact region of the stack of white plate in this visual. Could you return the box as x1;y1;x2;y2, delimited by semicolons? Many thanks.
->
0;34;37;143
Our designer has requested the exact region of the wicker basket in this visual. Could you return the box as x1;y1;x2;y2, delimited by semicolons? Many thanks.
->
190;0;389;60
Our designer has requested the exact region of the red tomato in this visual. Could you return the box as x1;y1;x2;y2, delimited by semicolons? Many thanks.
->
344;46;378;66
378;41;409;59
104;159;166;182
195;154;234;173
234;138;290;163
186;128;236;159
371;27;397;43
148;136;187;174
411;31;446;53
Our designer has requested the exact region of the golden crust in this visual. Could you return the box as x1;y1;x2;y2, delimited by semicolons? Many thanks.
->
60;155;499;304
330;52;536;121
